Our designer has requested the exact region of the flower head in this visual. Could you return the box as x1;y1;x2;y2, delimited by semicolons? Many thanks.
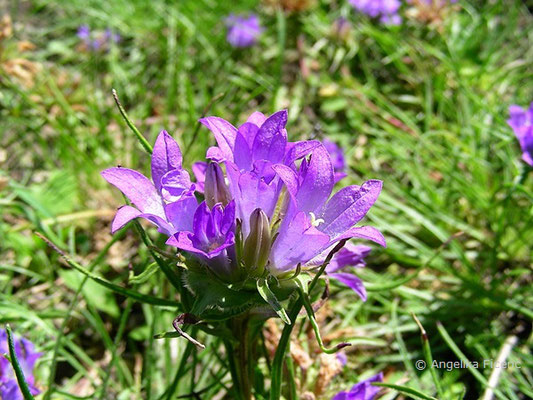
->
103;110;385;315
198;110;385;278
332;372;383;400
225;14;263;48
507;103;533;166
0;329;42;400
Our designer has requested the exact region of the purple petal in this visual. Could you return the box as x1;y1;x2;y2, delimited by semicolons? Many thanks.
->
271;212;330;272
330;226;386;247
166;231;208;257
220;200;236;233
233;123;258;170
337;352;348;367
295;144;334;214
332;372;383;400
200;116;237;161
160;169;193;202
246;111;267;126
192;161;207;193
151;130;182;192
226;163;278;236
165;194;198;232
284;140;321;165
334;172;348;183
111;205;142;233
326;243;372;273
1;380;25;400
206;146;226;162
101;168;165;217
252;110;288;164
272;164;299;199
320;180;382;237
329;272;367;301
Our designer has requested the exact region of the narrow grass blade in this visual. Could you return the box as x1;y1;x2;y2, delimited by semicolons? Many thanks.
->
5;324;36;400
412;313;444;398
35;232;180;307
436;322;507;400
112;89;153;155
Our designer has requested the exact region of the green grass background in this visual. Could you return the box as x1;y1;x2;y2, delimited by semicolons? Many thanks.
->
1;0;532;399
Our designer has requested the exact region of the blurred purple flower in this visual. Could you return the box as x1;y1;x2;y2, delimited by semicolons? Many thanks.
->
225;14;263;48
507;103;533;166
380;13;402;25
0;329;42;400
105;28;121;43
323;138;347;182
332;372;383;400
78;25;121;51
77;25;90;42
349;0;401;25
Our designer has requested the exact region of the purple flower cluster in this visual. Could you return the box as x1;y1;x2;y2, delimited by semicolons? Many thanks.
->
0;329;42;400
507;103;533;167
102;110;385;299
349;0;402;25
225;14;263;48
332;372;383;400
77;25;120;51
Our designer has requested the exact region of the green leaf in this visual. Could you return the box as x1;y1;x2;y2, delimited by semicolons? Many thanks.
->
256;278;290;325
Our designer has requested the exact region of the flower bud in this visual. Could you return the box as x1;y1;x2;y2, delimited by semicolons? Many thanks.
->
204;163;232;208
242;208;271;275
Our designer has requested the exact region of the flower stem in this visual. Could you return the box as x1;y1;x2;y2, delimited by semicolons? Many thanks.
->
227;315;253;400
269;240;347;400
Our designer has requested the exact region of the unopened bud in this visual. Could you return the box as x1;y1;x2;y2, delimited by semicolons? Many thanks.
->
204;162;232;208
242;208;271;274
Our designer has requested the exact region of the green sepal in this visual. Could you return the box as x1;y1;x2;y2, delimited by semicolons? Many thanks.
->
184;269;263;320
256;278;291;324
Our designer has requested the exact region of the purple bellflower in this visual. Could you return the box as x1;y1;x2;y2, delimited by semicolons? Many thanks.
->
507;103;533;167
104;110;385;301
225;14;263;48
0;329;42;400
197;110;385;288
101;130;198;236
332;372;383;400
167;201;238;281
